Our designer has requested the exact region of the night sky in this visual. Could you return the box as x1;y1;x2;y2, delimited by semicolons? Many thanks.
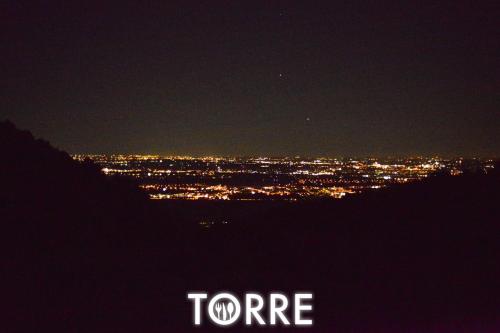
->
2;1;499;156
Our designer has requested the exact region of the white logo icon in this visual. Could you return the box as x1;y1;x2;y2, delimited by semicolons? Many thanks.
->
208;293;241;325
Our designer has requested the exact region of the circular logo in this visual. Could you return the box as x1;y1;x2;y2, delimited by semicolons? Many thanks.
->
207;293;241;326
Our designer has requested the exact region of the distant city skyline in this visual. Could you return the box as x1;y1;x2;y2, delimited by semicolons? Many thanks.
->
76;154;494;201
73;152;498;159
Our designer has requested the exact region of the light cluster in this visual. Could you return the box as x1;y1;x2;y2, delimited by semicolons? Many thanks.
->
72;155;494;201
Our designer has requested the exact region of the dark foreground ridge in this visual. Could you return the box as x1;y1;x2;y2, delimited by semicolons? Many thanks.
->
1;121;499;333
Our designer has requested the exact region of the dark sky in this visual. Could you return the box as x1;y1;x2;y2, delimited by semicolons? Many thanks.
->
2;1;499;156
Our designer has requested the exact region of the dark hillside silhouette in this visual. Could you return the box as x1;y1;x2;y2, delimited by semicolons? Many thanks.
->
1;121;499;332
0;120;147;206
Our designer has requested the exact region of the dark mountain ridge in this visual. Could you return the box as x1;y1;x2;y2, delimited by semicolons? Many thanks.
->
1;121;499;333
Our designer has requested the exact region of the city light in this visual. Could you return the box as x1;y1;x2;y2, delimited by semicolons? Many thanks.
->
72;155;494;201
